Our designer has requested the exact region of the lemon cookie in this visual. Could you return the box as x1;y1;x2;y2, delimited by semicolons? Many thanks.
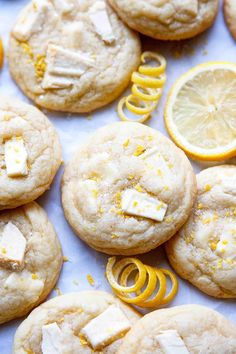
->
0;202;62;324
62;122;196;255
0;96;61;210
224;0;236;40
9;0;141;113
13;291;141;353
109;0;218;41
166;165;236;298
117;305;236;354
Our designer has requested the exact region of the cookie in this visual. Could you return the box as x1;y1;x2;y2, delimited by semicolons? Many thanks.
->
0;202;62;324
62;122;197;255
117;304;236;354
166;165;236;298
13;291;141;353
8;0;141;113
0;96;62;210
109;0;218;40
224;0;236;40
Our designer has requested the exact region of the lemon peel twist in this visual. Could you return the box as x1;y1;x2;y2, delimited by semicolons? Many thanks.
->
0;37;4;69
117;52;166;123
106;257;178;308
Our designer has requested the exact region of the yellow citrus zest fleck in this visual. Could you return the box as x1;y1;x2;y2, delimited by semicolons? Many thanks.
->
204;184;212;192
79;333;88;346
31;273;39;280
133;145;146;156
123;139;130;148
87;274;95;286
134;184;143;193
34;54;46;81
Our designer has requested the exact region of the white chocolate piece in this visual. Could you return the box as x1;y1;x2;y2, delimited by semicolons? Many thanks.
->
42;44;95;89
81;305;131;350
12;0;50;41
141;147;173;180
121;189;168;222
51;0;74;14
89;2;115;44
77;180;99;214
0;222;26;270
4;138;28;177
216;222;236;258
156;330;190;354
4;270;44;303
42;322;63;354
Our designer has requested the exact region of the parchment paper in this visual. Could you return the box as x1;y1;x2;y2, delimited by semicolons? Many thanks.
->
0;0;235;352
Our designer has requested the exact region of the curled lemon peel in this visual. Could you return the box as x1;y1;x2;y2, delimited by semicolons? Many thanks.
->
117;51;167;123
106;257;178;308
0;37;4;68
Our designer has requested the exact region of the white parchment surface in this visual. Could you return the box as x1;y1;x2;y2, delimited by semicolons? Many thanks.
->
0;0;235;352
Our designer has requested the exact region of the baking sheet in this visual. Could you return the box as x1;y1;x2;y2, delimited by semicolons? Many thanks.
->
0;0;236;352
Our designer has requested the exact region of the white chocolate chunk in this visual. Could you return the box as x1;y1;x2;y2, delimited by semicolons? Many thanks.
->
42;323;63;354
156;330;190;354
0;222;26;270
77;180;99;214
121;189;168;222
81;305;131;350
42;44;95;89
51;0;74;14
141;147;173;180
4;138;28;177
4;270;44;302
89;2;115;44
216;223;236;258
12;0;50;41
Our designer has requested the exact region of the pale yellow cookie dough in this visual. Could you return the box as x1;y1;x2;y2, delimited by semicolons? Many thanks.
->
224;0;236;40
109;0;218;40
0;202;63;324
166;165;236;298
62;122;197;255
0;96;62;210
8;0;141;113
117;305;236;354
13;291;141;354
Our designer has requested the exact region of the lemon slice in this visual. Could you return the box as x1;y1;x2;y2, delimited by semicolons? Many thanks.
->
0;37;3;68
164;62;236;161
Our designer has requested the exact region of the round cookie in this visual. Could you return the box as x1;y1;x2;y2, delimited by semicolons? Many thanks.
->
166;165;236;298
109;0;218;40
13;291;141;354
0;96;61;210
0;202;62;324
117;305;236;354
62;122;197;255
224;0;236;40
9;0;141;113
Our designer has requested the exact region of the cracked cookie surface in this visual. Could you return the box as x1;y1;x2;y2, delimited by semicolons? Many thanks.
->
117;305;236;354
109;0;218;40
0;96;61;210
0;202;62;324
62;122;196;255
166;165;236;298
9;0;141;113
13;291;141;354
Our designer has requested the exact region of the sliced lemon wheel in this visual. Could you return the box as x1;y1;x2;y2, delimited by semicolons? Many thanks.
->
0;37;3;68
164;62;236;161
